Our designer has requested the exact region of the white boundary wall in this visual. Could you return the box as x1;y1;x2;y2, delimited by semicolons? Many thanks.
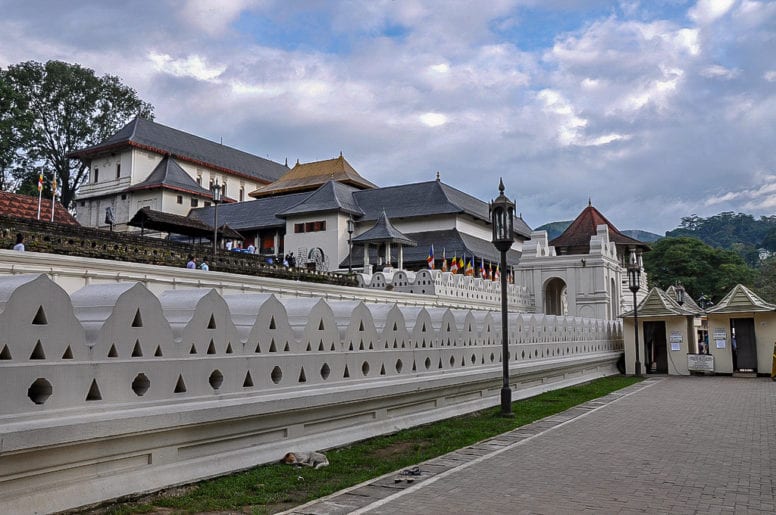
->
0;255;622;513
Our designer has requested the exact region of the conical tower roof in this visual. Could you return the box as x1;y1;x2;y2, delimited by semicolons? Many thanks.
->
550;201;647;255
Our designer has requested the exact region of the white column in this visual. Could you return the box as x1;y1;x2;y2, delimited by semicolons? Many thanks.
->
363;243;370;268
398;245;404;270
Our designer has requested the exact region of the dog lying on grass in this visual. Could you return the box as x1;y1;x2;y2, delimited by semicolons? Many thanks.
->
281;451;330;469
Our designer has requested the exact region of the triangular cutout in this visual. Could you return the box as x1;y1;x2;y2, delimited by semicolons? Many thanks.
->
298;367;307;383
189;343;197;354
283;342;290;352
131;309;143;327
174;375;187;393
421;322;426;332
207;314;216;329
131;340;143;357
243;371;254;387
254;342;262;353
380;364;386;375
369;342;374;350
0;344;11;360
393;339;398;349
86;379;102;401
318;320;325;331
330;342;336;351
412;360;417;371
318;340;325;351
358;321;364;331
108;344;118;358
348;342;354;351
207;339;216;355
343;365;350;378
306;342;312;351
269;339;277;352
154;345;163;357
30;340;46;360
226;342;233;354
268;316;276;330
393;322;398;331
32;306;48;325
62;345;73;359
438;358;443;369
358;341;364;351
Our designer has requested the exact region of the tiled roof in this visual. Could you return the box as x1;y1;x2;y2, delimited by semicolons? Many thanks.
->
706;284;776;314
0;191;79;225
128;207;243;239
352;180;532;239
278;181;364;217
550;202;646;252
341;229;521;268
621;287;703;318
249;154;377;198
70;117;288;184
188;192;311;230
126;156;212;196
352;210;416;246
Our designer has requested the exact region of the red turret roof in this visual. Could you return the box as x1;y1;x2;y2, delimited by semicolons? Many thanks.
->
549;202;646;254
0;191;79;225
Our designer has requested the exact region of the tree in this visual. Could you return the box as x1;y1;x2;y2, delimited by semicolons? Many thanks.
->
642;237;755;304
0;60;153;208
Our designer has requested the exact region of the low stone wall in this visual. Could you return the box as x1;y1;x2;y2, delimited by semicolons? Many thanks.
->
0;273;622;513
360;268;535;311
0;215;356;286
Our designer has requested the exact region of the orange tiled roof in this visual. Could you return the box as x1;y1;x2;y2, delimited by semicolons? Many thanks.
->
249;154;377;198
550;202;644;252
0;191;79;225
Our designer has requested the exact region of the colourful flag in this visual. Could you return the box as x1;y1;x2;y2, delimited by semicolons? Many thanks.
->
426;244;434;269
450;253;458;274
37;173;43;192
480;257;486;278
465;258;474;276
488;262;493;280
494;264;500;282
458;256;464;272
441;248;448;272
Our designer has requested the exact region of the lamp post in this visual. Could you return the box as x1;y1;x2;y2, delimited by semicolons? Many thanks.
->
211;181;221;258
490;177;516;417
347;214;354;274
628;249;642;376
675;284;685;306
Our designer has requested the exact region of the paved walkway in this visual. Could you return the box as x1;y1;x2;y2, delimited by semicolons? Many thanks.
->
287;376;776;514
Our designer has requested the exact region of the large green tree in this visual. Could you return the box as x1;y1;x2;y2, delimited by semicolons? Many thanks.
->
0;60;153;208
642;236;755;304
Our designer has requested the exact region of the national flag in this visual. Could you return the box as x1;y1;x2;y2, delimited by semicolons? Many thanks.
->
465;257;474;276
426;244;435;269
450;253;458;274
494;264;500;282
441;248;448;272
37;173;44;192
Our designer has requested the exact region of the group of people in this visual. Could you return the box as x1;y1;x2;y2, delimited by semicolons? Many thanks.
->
283;252;296;268
186;254;209;271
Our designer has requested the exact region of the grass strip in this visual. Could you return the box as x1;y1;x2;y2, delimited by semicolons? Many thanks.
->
95;375;640;514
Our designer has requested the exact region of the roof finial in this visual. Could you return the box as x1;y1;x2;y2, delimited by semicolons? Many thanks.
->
284;157;288;167
588;196;592;207
339;150;343;158
498;177;505;194
436;171;440;181
296;158;300;166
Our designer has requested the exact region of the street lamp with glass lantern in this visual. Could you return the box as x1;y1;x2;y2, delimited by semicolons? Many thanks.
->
347;214;355;274
675;284;685;306
490;177;515;417
211;181;222;258
628;249;642;376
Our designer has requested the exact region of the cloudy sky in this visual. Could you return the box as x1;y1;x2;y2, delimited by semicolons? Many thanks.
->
1;0;774;234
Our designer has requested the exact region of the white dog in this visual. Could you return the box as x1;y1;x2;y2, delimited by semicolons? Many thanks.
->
282;451;330;469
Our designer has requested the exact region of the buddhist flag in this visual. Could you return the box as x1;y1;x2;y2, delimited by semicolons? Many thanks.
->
441;248;448;272
450;253;458;274
37;173;43;192
480;257;486;278
458;256;465;272
465;257;474;276
426;244;435;269
494;264;500;282
488;262;493;280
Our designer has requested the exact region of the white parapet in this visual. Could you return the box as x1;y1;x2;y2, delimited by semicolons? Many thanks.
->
0;272;622;514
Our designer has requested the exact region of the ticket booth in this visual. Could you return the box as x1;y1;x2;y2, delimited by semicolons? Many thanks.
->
621;287;704;375
705;284;776;375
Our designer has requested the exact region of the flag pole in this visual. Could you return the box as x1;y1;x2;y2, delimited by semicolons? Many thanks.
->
50;175;57;222
36;173;43;220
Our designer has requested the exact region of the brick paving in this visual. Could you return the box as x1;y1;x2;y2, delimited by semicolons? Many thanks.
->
287;376;776;514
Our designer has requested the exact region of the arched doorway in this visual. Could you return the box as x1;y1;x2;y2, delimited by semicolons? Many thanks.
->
609;277;619;319
544;277;567;316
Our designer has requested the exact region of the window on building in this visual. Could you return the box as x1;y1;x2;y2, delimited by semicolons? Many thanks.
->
121;194;127;200
222;182;227;198
80;201;85;207
239;187;244;202
177;195;183;204
295;220;327;233
191;198;199;207
197;176;202;185
116;163;121;179
93;168;99;183
204;201;211;207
